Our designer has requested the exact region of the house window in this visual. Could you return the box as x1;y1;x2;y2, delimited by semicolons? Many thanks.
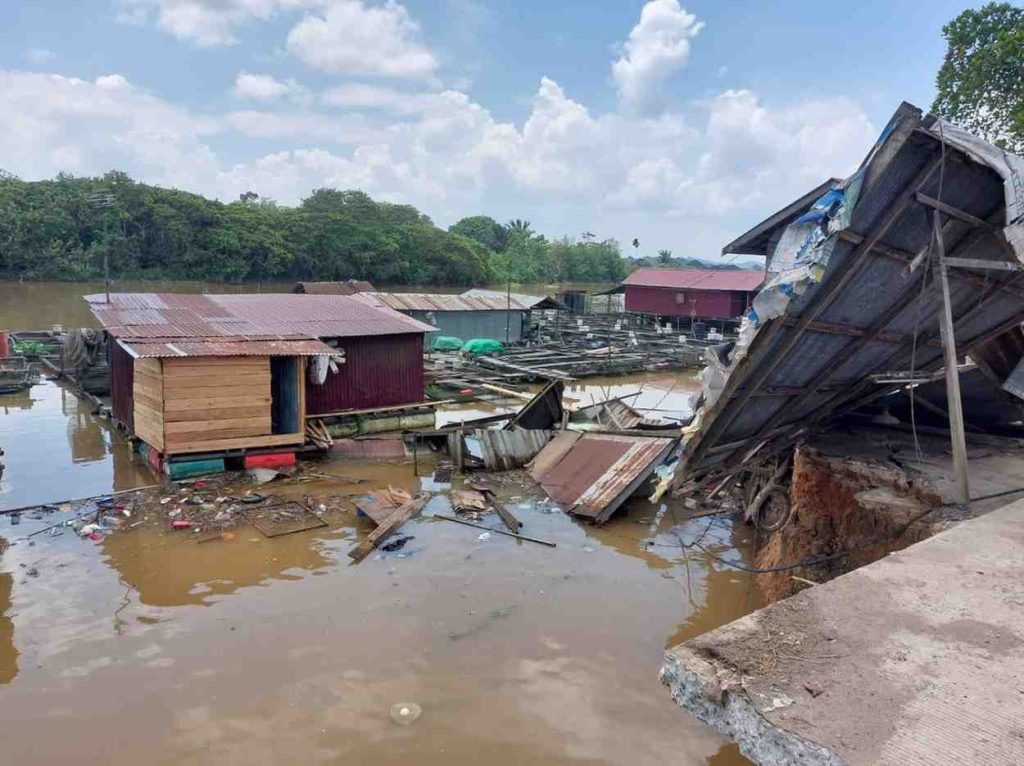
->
675;292;687;304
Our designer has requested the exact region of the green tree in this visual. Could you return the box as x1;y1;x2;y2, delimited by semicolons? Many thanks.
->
657;249;673;265
449;215;508;252
933;3;1024;152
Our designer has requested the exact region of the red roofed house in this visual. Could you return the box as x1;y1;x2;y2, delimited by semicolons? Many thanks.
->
86;292;433;466
621;268;765;322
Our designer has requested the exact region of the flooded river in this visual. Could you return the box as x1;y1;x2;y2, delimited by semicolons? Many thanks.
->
0;281;757;765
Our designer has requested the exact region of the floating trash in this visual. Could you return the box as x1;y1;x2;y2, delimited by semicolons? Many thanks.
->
390;702;422;726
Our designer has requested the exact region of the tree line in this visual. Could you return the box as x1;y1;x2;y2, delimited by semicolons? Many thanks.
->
0;172;632;285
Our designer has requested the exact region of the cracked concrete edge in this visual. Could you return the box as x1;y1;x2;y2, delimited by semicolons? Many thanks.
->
660;647;844;766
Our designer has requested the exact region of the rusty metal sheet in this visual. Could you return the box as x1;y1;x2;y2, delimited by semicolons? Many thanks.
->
527;431;581;482
622;268;765;292
294;280;374;295
530;433;676;523
85;292;434;341
572;437;676;523
573;398;643;429
366;292;531;312
474;428;550;471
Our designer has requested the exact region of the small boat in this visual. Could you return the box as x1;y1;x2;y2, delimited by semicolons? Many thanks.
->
0;356;35;394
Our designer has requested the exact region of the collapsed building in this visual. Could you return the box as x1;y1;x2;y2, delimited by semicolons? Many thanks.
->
662;101;1024;764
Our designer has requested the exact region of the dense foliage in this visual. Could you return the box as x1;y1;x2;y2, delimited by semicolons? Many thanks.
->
0;173;639;286
0;172;494;285
448;215;630;283
933;2;1024;153
629;248;754;270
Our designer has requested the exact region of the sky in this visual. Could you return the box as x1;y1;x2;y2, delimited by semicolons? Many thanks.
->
0;0;978;260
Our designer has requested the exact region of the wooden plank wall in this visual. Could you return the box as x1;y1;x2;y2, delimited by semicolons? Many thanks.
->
161;357;273;453
133;358;165;450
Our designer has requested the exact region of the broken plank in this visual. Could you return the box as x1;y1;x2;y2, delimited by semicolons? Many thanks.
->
348;494;428;562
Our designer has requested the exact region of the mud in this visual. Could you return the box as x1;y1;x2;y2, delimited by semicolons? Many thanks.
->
0;375;760;765
753;446;943;602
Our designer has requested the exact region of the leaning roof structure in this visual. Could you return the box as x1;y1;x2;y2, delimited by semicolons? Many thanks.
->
678;101;1024;481
85;292;434;358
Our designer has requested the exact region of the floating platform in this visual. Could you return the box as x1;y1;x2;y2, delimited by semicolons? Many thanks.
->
661;499;1024;765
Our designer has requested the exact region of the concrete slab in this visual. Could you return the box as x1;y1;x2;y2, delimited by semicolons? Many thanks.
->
661;499;1024;765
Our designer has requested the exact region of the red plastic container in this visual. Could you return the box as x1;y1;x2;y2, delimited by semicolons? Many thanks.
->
171;520;192;530
0;332;9;358
244;452;296;469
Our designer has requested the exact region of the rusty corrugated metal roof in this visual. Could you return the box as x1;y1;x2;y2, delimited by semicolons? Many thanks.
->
529;433;677;523
117;337;333;358
366;292;531;312
622;268;765;291
85;293;434;348
294;280;375;295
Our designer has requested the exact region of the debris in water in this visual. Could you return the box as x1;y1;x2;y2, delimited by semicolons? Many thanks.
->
381;535;414;552
390;702;422;725
477;532;491;541
171;520;193;530
247;467;280;485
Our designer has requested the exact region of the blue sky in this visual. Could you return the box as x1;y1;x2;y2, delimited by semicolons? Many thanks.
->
0;0;977;260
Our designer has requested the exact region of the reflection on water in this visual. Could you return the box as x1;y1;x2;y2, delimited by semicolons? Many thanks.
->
0;381;156;511
0;448;758;765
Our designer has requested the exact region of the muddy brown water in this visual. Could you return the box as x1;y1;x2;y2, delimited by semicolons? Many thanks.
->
0;283;757;765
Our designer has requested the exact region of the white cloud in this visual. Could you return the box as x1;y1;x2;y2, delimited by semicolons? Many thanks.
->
27;48;55;64
321;83;445;114
286;1;437;79
0;66;875;256
233;72;297;100
612;0;704;115
0;71;219;188
116;0;296;46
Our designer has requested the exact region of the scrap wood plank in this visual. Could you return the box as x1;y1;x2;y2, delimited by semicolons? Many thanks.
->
469;481;523;532
354;487;413;524
349;494;428;562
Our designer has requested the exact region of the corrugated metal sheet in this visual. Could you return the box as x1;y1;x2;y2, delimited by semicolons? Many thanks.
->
680;101;1024;480
474;428;551;470
530;433;677;523
85;292;434;341
294;280;374;295
305;333;424;414
622;268;765;291
120;338;333;358
367;292;531;312
461;288;567;310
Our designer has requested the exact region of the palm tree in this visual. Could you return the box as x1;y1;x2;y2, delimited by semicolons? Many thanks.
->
506;219;534;239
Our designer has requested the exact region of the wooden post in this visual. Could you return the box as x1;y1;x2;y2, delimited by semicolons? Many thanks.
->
934;209;970;507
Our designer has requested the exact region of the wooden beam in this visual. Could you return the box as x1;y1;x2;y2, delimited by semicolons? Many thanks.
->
934;210;971;505
943;256;1022;272
916;193;997;231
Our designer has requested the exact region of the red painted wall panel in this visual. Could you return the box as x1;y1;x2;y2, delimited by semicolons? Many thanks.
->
108;339;135;430
624;285;751;319
305;333;424;414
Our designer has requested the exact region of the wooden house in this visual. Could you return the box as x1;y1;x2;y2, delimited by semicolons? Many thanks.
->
89;292;432;462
